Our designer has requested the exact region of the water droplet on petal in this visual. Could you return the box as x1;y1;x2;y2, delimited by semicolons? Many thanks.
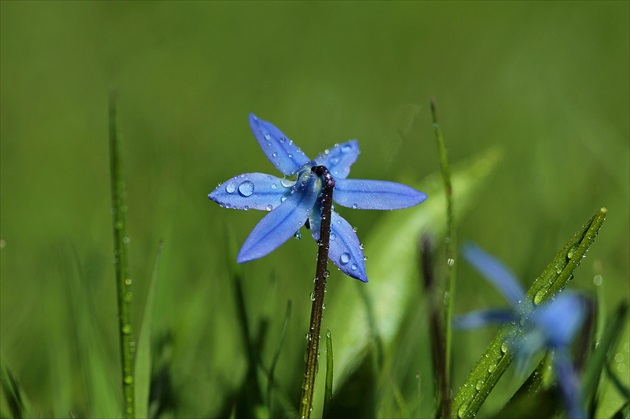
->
341;144;352;153
352;203;358;209
238;181;254;197
266;204;273;211
330;233;336;241
226;183;236;194
340;252;350;265
272;152;278;158
281;178;294;187
294;231;302;240
351;264;357;271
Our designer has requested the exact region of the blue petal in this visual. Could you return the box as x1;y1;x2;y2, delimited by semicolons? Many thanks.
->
334;179;428;210
208;173;292;211
453;309;518;329
311;209;367;282
462;243;525;307
532;293;585;349
315;140;359;179
249;114;310;176
237;171;320;263
553;350;587;419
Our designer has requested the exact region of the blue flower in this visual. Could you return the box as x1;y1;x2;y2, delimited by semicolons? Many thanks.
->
209;114;427;282
456;243;587;419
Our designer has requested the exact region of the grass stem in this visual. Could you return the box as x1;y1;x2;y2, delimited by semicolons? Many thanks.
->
108;92;135;418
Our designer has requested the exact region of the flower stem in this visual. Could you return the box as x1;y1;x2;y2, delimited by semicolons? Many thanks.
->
299;166;335;419
108;91;135;418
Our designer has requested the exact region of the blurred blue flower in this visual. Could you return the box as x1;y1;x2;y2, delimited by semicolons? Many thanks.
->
456;242;586;419
209;114;427;282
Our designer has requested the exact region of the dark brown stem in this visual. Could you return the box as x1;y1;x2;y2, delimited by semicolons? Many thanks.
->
299;166;335;419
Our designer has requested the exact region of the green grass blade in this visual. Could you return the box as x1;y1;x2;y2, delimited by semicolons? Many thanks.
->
108;91;135;418
431;99;456;418
453;207;609;419
0;363;28;419
583;301;629;415
135;241;164;419
323;329;334;418
266;300;292;415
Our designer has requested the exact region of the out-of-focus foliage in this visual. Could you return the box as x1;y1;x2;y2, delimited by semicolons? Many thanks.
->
1;2;628;417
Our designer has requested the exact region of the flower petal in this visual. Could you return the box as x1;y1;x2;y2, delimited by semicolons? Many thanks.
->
553;350;587;419
453;309;518;329
311;209;367;282
237;171;320;263
208;173;292;211
462;242;525;307
315;140;359;179
249;114;310;176
532;292;585;349
334;179;427;210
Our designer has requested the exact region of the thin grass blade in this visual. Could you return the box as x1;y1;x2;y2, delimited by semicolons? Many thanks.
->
135;241;164;418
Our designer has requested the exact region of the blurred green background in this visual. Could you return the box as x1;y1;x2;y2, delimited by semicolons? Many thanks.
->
1;2;628;417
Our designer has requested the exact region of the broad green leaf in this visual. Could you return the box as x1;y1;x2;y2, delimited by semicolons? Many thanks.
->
135;241;164;418
314;147;502;413
453;207;609;419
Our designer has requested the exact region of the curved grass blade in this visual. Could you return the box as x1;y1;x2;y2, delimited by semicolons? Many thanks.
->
583;300;629;416
453;207;608;419
266;300;292;415
0;363;29;419
135;241;164;418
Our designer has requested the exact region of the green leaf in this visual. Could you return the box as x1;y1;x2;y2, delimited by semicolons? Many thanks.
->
453;207;609;419
135;241;164;418
313;147;502;414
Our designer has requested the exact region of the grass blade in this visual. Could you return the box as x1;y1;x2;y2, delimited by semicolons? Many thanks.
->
135;241;164;418
323;329;334;418
108;91;135;418
431;99;456;419
0;363;28;419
